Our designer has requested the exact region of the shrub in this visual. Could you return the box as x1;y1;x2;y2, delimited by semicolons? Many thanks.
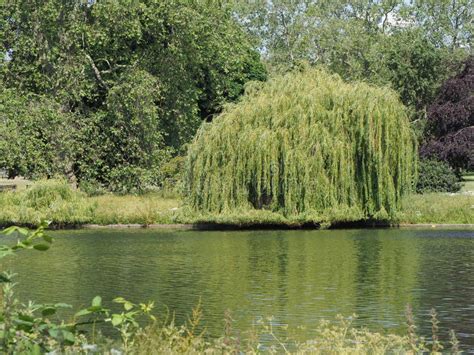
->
78;179;108;197
106;166;156;195
416;159;461;193
158;156;186;193
23;179;78;209
0;180;96;225
185;68;417;219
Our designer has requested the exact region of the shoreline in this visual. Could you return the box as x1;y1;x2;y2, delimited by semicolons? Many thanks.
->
85;223;474;230
25;222;474;231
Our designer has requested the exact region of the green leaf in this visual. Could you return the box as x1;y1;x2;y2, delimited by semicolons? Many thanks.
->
87;305;106;313
62;330;76;344
2;226;29;236
0;273;12;283
74;309;92;317
49;328;59;338
42;234;53;243
33;244;50;251
92;296;102;307
125;311;139;318
17;314;35;323
14;318;34;331
111;314;123;326
31;344;42;355
41;306;57;317
40;220;52;228
1;226;17;235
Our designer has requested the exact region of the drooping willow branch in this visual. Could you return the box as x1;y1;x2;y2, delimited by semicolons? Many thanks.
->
185;68;417;219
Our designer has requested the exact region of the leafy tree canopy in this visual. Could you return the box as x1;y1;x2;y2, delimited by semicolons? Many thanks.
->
0;88;75;180
420;57;474;171
0;0;266;190
229;0;472;116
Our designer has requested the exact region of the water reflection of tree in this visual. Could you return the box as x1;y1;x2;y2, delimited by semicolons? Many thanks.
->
17;229;474;346
351;229;420;333
414;230;474;348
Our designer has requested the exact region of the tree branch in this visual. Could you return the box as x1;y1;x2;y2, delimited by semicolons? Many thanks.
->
85;53;109;89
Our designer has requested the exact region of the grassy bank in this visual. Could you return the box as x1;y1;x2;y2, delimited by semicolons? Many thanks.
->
461;173;474;193
0;180;472;227
396;193;473;225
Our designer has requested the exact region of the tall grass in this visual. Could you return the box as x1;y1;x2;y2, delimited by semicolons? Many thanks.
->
132;312;451;354
24;306;462;353
0;180;95;226
185;68;416;219
90;193;180;225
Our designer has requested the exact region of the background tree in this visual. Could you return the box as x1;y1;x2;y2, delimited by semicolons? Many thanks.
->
420;57;474;171
229;0;470;118
405;0;473;50
0;0;266;191
75;69;167;193
0;89;75;180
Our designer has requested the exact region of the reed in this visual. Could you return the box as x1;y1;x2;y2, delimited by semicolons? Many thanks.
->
185;68;417;219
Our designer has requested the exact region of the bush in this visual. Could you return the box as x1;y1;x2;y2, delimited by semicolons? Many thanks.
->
78;179;108;197
158;156;185;193
106;166;155;195
416;159;461;193
0;180;96;225
23;179;78;209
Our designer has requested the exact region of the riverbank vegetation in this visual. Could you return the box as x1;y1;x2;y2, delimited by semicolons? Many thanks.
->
2;287;463;353
0;180;471;227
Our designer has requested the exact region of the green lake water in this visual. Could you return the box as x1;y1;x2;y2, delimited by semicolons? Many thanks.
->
4;228;474;349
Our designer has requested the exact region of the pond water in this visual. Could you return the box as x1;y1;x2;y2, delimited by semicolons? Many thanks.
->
4;228;474;349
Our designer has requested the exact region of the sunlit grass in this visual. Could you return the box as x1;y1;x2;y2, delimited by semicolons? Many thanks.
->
89;193;181;225
461;173;474;193
0;180;95;226
0;178;32;191
396;193;473;225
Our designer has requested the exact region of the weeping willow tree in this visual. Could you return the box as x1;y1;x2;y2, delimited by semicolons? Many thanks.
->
185;68;416;220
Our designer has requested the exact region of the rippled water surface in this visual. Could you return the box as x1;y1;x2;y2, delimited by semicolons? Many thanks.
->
5;228;474;349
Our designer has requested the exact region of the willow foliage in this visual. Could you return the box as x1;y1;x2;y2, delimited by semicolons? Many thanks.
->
185;69;416;219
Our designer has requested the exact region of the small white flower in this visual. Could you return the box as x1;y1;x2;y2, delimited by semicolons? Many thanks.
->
82;344;98;351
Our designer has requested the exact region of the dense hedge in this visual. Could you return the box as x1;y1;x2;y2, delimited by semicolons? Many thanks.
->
185;68;417;218
416;159;461;193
